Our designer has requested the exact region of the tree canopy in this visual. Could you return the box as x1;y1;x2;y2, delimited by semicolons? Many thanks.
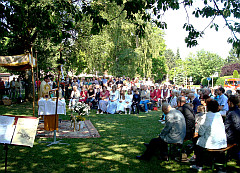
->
1;0;240;82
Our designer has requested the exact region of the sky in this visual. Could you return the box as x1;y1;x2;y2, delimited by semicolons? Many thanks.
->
162;2;235;60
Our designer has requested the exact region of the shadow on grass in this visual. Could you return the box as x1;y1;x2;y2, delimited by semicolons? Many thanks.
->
0;104;239;172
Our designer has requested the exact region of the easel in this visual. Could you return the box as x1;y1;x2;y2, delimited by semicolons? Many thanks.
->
1;115;39;172
3;144;8;173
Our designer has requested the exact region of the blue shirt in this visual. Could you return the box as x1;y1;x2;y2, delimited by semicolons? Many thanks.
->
102;79;108;84
218;94;229;112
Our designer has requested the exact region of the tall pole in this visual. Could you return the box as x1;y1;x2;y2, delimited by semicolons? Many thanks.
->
31;46;35;117
54;50;62;142
212;76;214;88
35;50;39;102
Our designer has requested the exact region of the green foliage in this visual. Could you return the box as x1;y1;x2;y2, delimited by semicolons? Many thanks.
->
233;70;239;78
2;0;239;79
0;66;8;73
201;78;208;86
102;0;240;54
164;49;181;72
216;77;225;86
226;48;240;64
0;0;80;54
169;50;224;85
68;3;167;80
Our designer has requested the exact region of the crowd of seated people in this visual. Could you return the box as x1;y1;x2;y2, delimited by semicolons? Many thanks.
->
35;73;240;171
9;73;238;171
134;85;240;172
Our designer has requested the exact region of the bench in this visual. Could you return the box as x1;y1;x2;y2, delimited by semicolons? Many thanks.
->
207;144;237;171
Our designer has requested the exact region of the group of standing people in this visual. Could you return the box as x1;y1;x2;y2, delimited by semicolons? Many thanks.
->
0;77;23;100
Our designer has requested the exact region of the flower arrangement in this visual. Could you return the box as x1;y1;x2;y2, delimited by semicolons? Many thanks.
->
73;102;90;122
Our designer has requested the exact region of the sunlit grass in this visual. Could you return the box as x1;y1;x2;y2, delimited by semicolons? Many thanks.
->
0;102;239;172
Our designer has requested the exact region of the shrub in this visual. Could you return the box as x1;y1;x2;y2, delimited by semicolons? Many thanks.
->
201;78;208;86
233;70;239;78
216;77;225;86
221;63;240;77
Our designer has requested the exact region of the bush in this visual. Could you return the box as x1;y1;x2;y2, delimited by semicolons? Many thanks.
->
221;63;240;77
233;70;239;78
201;77;219;87
201;78;208;86
216;77;225;86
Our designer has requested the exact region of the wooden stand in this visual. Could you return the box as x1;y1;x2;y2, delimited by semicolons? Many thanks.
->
4;144;8;173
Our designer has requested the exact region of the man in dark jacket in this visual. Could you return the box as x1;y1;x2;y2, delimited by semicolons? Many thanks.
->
177;96;195;140
225;95;240;165
136;103;186;161
225;95;240;144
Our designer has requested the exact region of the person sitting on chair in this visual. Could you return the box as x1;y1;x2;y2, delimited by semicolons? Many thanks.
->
79;86;87;103
132;90;141;114
190;99;227;172
139;85;150;113
68;86;80;110
177;96;195;140
136;103;186;161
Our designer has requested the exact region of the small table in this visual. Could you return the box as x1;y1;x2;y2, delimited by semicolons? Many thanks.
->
38;99;66;131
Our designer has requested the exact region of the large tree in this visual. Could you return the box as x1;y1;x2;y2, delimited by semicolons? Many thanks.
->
74;0;240;54
169;50;224;84
0;0;81;54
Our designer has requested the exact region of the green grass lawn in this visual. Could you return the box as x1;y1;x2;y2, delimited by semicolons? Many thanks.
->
0;102;239;172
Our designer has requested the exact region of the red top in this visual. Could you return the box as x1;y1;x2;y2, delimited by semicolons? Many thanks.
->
154;89;161;99
80;90;87;98
150;90;158;101
100;90;110;99
79;90;88;102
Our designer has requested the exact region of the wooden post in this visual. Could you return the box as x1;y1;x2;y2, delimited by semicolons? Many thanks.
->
35;50;39;102
31;46;35;117
54;68;60;131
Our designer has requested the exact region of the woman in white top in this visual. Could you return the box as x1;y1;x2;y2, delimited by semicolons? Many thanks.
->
68;86;80;110
116;89;125;114
191;99;227;171
107;85;119;114
124;89;133;114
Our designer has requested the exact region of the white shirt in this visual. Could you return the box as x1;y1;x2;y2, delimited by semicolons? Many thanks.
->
169;96;177;108
197;111;227;149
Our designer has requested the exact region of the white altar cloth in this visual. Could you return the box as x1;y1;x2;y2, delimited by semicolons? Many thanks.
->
38;99;66;115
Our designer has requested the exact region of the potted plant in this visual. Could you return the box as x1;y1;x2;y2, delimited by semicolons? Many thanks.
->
72;102;90;131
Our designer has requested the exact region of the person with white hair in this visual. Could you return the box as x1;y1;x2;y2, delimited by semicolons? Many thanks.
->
69;86;80;110
136;103;186;161
139;85;150;113
169;90;177;108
